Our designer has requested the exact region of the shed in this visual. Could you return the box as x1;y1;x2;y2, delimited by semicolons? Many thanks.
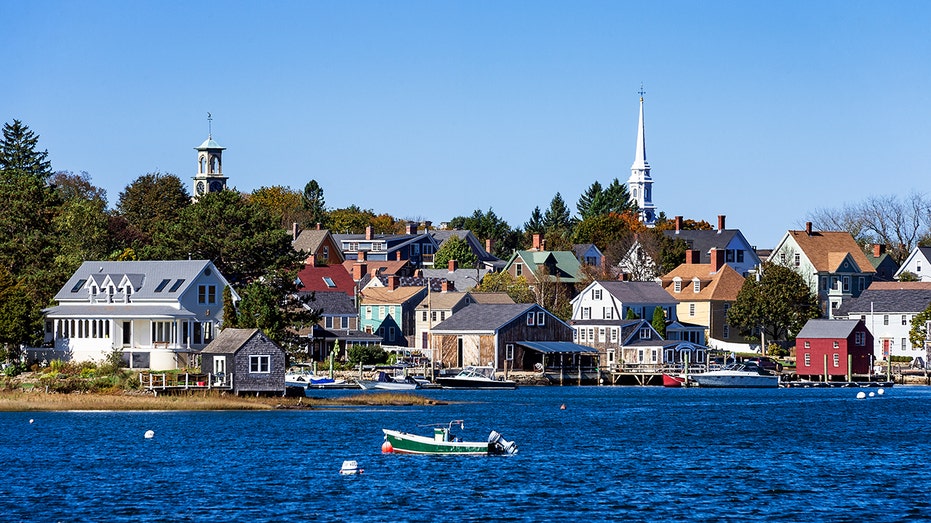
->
200;328;286;395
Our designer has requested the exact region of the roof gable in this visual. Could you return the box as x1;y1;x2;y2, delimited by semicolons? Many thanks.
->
797;319;861;339
431;303;539;332
661;264;745;301
54;260;230;303
785;230;875;274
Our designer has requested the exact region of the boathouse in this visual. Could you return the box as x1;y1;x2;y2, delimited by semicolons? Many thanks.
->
795;319;873;381
200;328;286;395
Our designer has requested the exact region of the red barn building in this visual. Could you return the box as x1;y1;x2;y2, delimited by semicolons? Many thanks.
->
795;319;873;381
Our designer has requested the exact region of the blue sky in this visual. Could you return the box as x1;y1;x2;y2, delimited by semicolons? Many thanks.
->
4;1;930;249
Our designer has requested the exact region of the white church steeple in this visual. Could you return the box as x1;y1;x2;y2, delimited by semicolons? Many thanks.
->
627;87;656;226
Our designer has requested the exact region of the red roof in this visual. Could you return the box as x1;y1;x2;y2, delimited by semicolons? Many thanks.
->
295;264;356;297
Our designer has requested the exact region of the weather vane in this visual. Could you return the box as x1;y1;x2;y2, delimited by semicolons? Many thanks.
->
638;83;646;98
207;112;213;138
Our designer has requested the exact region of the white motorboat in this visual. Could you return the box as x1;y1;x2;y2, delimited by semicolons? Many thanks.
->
357;371;420;391
435;366;517;389
285;365;350;389
689;363;779;388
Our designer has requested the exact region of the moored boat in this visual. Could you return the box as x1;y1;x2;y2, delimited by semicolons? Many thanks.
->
357;371;420;390
434;365;517;389
689;363;779;388
662;373;687;387
381;420;518;456
285;365;351;389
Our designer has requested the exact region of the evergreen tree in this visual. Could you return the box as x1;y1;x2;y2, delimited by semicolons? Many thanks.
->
909;302;931;349
543;192;572;231
222;285;238;329
576;181;605;220
603;178;636;214
652;306;667;338
0;120;53;180
116;172;190;244
301;179;327;227
447;208;521;257
523;206;544;234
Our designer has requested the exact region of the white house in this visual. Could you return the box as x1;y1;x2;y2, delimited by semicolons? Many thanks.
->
835;281;931;362
894;246;931;282
39;260;239;370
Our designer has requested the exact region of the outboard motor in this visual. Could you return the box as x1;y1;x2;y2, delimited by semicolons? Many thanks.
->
487;430;518;455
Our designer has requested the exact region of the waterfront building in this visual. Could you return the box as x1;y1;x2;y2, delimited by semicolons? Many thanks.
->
795;318;873;380
200;328;285;395
835;281;931;362
769;222;875;318
39;260;238;369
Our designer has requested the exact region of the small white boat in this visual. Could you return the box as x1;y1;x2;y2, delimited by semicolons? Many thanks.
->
689;363;779;388
339;460;363;475
285;366;349;389
357;371;420;391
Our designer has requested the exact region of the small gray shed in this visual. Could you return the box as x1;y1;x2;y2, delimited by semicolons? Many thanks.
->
201;328;286;395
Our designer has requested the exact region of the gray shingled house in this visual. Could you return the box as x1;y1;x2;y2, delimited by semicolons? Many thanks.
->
200;328;286;395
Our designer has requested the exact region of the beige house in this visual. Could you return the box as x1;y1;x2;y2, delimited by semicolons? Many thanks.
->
659;249;748;350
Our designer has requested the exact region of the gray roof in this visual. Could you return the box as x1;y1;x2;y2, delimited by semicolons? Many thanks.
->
835;288;931;316
796;319;861;339
302;291;357;316
420;267;490;291
663;229;759;264
54;260;218;302
431;229;500;263
518;341;598;354
43;305;198;318
431;303;537;332
202;328;263;354
599;281;678;305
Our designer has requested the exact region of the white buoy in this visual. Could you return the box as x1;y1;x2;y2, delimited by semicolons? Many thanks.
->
144;430;155;439
856;391;866;399
877;388;885;395
29;419;34;424
868;392;875;397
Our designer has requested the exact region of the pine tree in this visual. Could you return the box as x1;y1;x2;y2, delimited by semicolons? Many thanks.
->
301;179;327;227
0;120;53;180
652;306;667;338
543;192;572;231
577;181;604;220
523;206;544;234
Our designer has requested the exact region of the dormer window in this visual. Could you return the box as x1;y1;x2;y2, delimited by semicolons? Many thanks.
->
693;278;701;292
673;278;682;293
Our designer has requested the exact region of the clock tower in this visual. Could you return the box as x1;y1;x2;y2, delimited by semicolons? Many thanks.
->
192;114;228;200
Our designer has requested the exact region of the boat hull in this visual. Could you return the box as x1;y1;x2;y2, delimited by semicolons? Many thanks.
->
690;373;778;388
382;429;489;455
434;377;517;389
662;373;686;387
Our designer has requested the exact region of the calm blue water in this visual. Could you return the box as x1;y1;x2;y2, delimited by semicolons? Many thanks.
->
1;386;929;522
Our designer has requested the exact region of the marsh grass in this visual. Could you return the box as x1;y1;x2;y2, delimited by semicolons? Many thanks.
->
0;390;442;412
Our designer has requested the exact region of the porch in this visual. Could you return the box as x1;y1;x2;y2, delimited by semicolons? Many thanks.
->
139;372;233;391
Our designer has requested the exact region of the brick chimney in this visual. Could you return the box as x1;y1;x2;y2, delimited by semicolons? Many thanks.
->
353;260;368;281
396;250;402;261
675;216;683;233
711;248;725;271
717;215;726;233
441;280;455;292
532;233;542;250
387;275;399;290
448;259;458;272
873;244;886;258
365;226;373;240
805;222;813;236
316;222;322;230
292;222;300;241
485;238;494;255
406;222;417;235
686;249;701;264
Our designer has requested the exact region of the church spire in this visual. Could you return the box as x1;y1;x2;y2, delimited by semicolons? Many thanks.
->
627;85;656;226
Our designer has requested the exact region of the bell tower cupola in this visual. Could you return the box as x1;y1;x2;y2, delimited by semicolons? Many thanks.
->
193;112;228;200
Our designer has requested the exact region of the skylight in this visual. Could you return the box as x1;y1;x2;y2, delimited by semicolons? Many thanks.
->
168;279;185;292
323;277;336;288
154;279;171;292
71;279;87;293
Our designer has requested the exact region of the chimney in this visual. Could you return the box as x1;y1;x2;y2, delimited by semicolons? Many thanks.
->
353;260;367;281
711;248;725;271
532;233;542;250
485;238;494;255
686;250;701;264
414;269;423;277
873;244;885;258
396;250;402;261
805;222;813;236
406;222;417;235
675;216;683;233
387;275;399;290
365;226;373;240
316;222;322;230
441;280;455;292
292;222;300;241
448;259;458;272
717;215;726;233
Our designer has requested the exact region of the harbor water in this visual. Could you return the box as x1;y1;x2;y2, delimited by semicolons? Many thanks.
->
1;386;929;522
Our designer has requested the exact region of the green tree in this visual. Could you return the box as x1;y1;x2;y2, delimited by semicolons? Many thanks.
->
249;185;304;230
329;205;376;234
0;266;38;358
0;120;53;179
115;172;190;244
447;208;521;258
602;178;636;215
301;179;327;227
909;303;931;349
347;344;389;366
652;306;667;338
626;308;639;319
222;285;238;328
727;262;821;346
473;271;535;303
543;192;572;232
51;171;112;270
433;235;477;269
523;206;544;235
235;281;285;340
576;181;605;221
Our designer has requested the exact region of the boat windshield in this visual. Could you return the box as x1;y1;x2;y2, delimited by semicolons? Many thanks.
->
458;366;495;379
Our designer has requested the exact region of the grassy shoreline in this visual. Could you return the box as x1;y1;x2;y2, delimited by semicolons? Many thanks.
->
0;390;444;412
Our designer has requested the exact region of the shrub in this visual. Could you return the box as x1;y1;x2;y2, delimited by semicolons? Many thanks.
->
347;344;389;366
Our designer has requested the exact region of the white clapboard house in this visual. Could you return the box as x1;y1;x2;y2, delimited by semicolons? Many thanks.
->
39;260;239;370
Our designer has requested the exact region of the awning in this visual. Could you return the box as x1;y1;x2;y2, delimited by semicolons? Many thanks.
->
517;341;599;354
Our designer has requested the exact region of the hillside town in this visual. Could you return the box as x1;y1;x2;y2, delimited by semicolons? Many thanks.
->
2;95;931;394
